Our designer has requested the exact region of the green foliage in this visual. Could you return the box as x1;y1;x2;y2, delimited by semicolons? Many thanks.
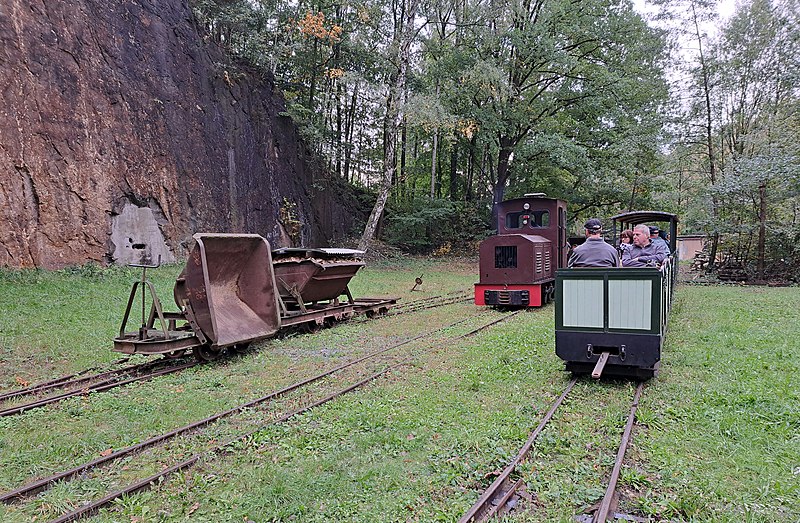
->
656;0;800;277
383;198;490;252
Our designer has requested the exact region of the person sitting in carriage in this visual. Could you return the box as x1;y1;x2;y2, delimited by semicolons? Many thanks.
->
621;224;668;267
568;219;620;268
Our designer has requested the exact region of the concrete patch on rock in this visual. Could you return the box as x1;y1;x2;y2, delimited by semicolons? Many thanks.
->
111;203;175;265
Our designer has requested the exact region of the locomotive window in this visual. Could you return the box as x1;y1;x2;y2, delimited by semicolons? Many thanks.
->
538;211;550;227
495;246;517;268
505;212;529;229
505;210;550;228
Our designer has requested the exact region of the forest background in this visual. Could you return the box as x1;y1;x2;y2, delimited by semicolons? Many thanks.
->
191;0;799;281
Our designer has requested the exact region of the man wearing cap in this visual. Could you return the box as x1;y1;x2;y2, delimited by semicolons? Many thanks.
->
649;226;670;256
622;224;668;267
568;219;620;268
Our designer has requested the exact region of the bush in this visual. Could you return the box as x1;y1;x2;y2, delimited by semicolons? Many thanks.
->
383;198;491;253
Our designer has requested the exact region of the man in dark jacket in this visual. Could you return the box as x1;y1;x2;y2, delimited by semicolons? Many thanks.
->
622;224;669;267
649;226;670;255
568;219;620;267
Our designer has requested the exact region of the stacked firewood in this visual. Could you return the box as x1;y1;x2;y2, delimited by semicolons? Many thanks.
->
691;250;710;271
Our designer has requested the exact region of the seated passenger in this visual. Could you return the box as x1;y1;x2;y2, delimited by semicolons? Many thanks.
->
649;225;670;256
568;219;620;268
619;229;634;254
622;224;668;267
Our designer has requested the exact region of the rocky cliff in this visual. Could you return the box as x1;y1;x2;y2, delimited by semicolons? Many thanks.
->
0;0;362;269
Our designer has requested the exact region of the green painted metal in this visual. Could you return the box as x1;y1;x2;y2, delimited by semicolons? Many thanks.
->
555;267;665;335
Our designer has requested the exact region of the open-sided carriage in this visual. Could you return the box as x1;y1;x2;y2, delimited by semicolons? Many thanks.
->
113;234;396;360
554;211;679;379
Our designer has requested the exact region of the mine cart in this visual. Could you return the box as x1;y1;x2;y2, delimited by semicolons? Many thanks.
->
114;234;282;361
113;237;396;359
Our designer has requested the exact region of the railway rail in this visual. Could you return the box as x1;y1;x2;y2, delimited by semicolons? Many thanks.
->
390;290;473;315
460;380;646;523
0;358;131;403
0;291;471;419
0;359;198;418
2;310;522;522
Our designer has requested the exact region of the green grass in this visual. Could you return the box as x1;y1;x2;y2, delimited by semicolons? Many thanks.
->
0;260;798;522
0;264;184;388
626;286;800;522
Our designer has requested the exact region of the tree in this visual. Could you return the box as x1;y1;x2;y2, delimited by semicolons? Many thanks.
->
358;0;420;250
434;0;670;225
713;0;800;279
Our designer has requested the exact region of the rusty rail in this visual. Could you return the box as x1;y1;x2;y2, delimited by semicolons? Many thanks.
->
36;311;521;523
459;377;578;522
3;312;516;504
592;382;645;523
462;380;647;523
0;358;132;403
392;291;472;315
0;360;197;418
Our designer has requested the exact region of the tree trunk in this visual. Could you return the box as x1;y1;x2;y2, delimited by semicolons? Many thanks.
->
430;131;438;199
359;0;418;251
449;135;459;201
757;182;767;280
343;83;359;182
490;137;515;229
466;136;475;201
399;120;407;204
690;1;721;272
335;81;342;177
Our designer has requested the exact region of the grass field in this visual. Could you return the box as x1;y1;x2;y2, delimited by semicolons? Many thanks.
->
0;258;797;522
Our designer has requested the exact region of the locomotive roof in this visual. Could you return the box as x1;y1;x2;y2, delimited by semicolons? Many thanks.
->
610;211;678;224
502;195;563;203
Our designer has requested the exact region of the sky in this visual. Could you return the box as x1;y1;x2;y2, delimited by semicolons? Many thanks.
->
633;0;738;24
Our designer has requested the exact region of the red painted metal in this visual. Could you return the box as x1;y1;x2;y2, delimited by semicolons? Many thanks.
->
473;284;542;306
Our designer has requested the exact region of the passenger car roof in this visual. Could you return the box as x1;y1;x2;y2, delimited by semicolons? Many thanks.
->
610;211;678;225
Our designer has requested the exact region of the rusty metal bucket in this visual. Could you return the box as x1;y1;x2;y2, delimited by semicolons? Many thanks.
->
272;248;365;306
174;234;281;348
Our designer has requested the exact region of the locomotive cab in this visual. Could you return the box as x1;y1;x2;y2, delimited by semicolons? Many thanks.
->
475;195;568;307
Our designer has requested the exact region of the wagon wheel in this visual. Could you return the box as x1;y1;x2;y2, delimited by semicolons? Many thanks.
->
193;344;222;362
301;321;323;334
544;285;555;304
230;342;251;353
164;349;187;359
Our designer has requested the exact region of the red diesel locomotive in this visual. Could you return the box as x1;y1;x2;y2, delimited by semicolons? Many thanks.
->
475;194;569;307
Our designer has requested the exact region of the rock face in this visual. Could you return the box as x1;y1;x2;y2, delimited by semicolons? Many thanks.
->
0;0;363;269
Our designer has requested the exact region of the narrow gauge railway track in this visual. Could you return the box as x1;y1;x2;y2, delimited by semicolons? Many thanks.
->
0;358;131;403
0;292;471;419
2;311;523;523
0;358;199;418
389;290;473;316
460;381;646;523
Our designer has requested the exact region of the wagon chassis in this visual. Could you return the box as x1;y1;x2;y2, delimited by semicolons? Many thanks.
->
113;289;397;358
112;239;397;360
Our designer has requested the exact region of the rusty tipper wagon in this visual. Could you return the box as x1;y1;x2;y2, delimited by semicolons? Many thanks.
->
113;234;396;360
554;211;679;379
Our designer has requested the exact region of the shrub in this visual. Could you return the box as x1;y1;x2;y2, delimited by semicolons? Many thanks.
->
383;198;491;253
